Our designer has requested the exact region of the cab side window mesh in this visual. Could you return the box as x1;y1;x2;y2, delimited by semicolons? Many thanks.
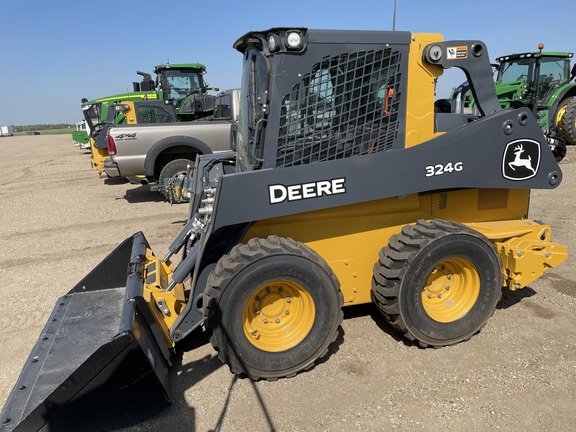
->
276;49;402;167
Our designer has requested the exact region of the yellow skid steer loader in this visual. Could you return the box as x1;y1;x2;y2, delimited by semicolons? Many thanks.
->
0;29;568;431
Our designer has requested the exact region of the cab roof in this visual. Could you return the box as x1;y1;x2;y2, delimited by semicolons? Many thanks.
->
496;52;573;62
153;63;206;73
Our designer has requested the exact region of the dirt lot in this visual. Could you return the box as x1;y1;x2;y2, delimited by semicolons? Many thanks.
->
0;135;575;432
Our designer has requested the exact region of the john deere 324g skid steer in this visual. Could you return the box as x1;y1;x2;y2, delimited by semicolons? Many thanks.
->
0;29;568;431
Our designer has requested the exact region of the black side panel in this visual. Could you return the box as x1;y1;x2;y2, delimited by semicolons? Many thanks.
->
211;107;562;231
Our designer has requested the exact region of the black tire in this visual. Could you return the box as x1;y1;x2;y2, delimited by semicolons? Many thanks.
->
558;96;576;145
158;158;193;203
371;219;502;347
550;139;567;162
203;236;343;380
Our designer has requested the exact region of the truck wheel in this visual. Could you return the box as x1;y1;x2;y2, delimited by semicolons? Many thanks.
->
158;158;192;203
371;219;502;347
557;97;576;145
203;236;343;380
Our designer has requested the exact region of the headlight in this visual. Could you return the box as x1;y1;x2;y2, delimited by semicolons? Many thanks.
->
268;33;280;52
286;30;303;50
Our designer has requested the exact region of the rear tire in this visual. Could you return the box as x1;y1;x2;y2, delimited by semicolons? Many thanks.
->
158;158;193;203
203;236;343;380
558;97;576;145
371;219;502;347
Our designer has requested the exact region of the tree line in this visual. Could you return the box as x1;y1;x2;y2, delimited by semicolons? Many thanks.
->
13;124;74;132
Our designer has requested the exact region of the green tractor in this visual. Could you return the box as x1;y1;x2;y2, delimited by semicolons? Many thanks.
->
82;63;216;132
81;63;217;173
451;45;576;155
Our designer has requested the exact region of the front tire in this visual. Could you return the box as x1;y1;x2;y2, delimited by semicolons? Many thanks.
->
372;219;502;347
204;236;343;380
557;97;576;145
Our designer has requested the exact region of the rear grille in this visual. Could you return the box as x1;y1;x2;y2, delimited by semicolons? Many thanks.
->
439;192;448;210
276;48;403;167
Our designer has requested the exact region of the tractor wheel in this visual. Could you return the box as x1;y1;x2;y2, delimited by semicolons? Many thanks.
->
203;236;343;380
557;97;576;145
158;158;193;203
371;219;502;347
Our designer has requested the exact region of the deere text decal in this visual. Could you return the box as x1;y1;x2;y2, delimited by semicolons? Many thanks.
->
269;178;346;204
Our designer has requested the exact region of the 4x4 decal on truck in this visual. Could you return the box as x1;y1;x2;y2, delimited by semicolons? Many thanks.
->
115;133;137;140
502;139;541;181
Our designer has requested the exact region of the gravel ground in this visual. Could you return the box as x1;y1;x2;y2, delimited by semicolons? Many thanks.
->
0;135;575;432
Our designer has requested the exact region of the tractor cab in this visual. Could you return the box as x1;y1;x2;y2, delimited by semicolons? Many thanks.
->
153;63;217;121
153;63;205;108
495;50;574;108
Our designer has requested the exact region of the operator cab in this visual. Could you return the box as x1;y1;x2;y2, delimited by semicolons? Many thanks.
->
496;51;573;105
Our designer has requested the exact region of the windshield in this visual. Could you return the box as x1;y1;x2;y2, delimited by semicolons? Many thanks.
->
237;49;268;172
213;93;232;119
498;58;535;84
163;69;203;108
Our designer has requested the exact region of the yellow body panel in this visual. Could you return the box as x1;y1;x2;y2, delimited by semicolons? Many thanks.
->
142;250;186;347
118;101;139;124
405;33;445;148
241;189;565;306
96;93;158;104
89;137;108;173
90;102;139;173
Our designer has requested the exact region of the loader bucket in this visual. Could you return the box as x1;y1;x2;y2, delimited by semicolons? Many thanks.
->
0;233;171;432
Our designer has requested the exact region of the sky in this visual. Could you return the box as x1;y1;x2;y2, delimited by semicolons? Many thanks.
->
1;0;576;125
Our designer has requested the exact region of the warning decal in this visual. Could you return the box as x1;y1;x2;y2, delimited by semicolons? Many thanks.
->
447;46;468;60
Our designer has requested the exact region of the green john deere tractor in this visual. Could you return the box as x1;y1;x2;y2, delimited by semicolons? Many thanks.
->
451;45;576;156
81;63;217;173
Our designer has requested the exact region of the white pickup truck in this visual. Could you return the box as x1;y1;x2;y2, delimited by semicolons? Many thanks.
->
104;89;239;202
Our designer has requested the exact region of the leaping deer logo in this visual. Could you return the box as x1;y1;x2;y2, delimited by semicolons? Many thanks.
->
508;144;536;174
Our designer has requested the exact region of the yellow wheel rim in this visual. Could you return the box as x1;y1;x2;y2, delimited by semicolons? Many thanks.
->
556;103;568;134
170;171;188;202
173;174;187;201
242;280;315;352
421;258;480;323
